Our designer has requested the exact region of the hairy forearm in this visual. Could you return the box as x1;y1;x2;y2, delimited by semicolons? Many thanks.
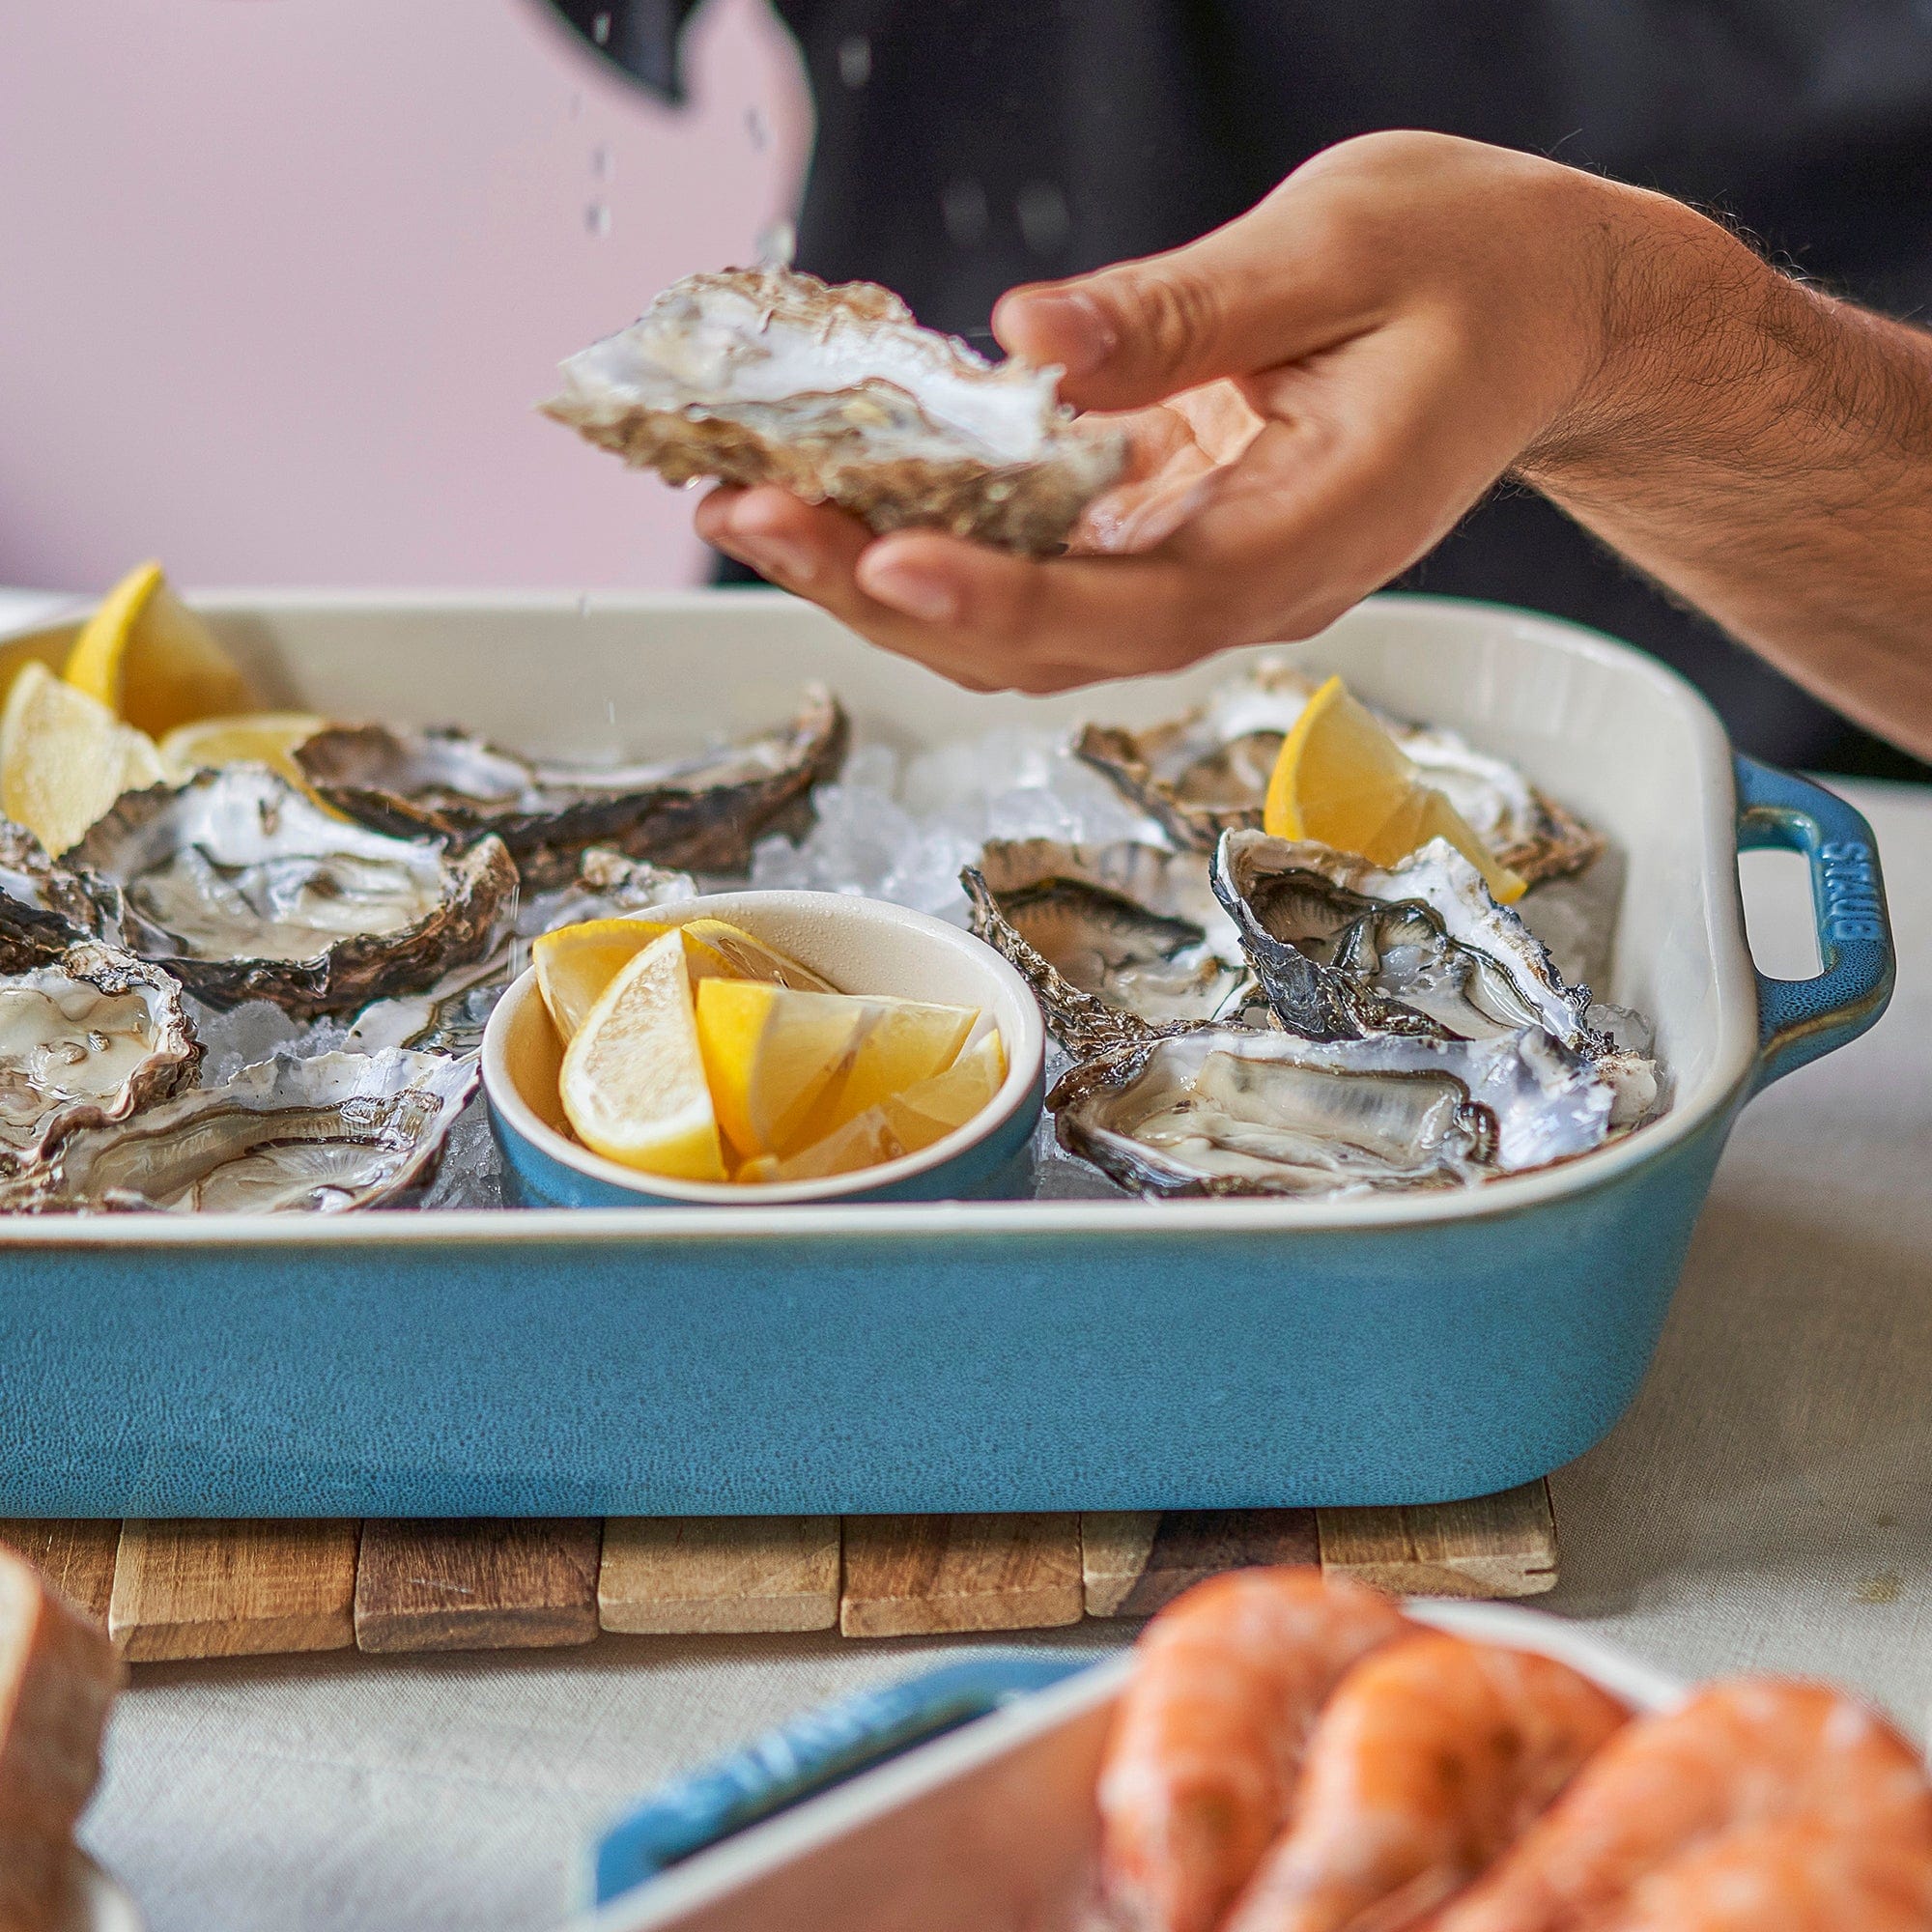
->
1518;184;1932;759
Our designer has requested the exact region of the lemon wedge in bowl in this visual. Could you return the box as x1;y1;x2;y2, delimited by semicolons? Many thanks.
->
535;919;678;1044
559;928;727;1180
63;560;255;736
695;980;876;1163
1264;674;1526;903
0;662;166;855
740;1031;1008;1183
677;917;834;991
789;993;980;1145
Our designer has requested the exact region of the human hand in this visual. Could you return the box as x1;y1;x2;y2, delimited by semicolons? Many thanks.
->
695;131;1716;694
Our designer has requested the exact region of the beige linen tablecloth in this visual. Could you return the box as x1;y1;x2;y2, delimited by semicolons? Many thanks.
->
78;781;1932;1932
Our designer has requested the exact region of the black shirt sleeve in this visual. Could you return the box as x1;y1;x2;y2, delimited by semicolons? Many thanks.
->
544;0;705;103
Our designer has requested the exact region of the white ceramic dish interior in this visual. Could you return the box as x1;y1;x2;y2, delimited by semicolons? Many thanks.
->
483;891;1046;1206
572;1601;1686;1932
0;587;1760;1242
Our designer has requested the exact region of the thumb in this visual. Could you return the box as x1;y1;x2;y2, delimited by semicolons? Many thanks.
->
993;203;1331;411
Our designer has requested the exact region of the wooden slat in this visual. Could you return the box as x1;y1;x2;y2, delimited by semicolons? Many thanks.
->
107;1520;358;1662
354;1519;600;1653
840;1514;1082;1638
1316;1481;1558;1599
1082;1508;1321;1618
0;1520;119;1624
599;1517;840;1634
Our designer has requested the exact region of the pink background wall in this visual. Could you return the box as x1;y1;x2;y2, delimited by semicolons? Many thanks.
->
0;0;810;595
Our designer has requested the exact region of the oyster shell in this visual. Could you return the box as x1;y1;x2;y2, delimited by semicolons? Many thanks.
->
1076;662;1600;883
962;839;1251;1057
1051;1024;1615;1201
0;821;121;968
296;686;848;889
542;269;1126;554
0;1048;476;1213
67;767;517;1016
0;943;198;1176
340;943;512;1056
526;848;697;931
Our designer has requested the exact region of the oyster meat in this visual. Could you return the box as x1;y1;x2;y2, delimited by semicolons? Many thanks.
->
1213;831;1660;1128
1051;1024;1615;1201
962;838;1251;1057
297;686;847;889
0;821;120;968
0;943;198;1176
542;269;1126;554
1077;661;1600;883
0;1048;477;1213
67;766;517;1016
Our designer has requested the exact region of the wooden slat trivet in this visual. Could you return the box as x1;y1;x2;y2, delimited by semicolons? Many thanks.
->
599;1516;840;1634
839;1514;1084;1638
1317;1481;1558;1599
354;1519;601;1654
0;1519;119;1623
107;1520;358;1662
1082;1508;1320;1619
0;1484;1558;1659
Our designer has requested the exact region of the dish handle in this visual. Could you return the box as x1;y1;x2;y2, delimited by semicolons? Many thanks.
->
589;1655;1087;1908
1734;754;1894;1095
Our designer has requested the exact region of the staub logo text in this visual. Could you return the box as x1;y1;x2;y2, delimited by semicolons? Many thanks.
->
1819;840;1885;943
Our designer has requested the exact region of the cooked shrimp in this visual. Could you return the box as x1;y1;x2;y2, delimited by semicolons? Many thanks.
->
1097;1568;1410;1932
1220;1632;1628;1932
1432;1677;1932;1932
1603;1820;1932;1931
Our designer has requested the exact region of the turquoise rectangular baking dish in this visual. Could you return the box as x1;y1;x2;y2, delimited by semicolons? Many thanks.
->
0;590;1892;1516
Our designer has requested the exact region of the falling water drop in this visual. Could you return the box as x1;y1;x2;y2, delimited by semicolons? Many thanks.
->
585;201;611;238
568;91;583;120
590;143;613;181
745;105;768;151
576;593;589;621
592;11;611;44
1016;181;1071;255
754;217;797;269
942;179;990;247
838;35;871;88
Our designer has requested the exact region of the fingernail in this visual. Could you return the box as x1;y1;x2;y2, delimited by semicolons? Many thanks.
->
730;537;816;586
1010;290;1117;375
861;561;960;623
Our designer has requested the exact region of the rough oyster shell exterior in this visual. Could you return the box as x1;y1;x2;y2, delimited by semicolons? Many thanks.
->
542;270;1126;554
67;767;517;1016
0;943;199;1177
297;686;847;889
1076;661;1601;882
0;821;121;969
962;838;1251;1058
0;1047;477;1214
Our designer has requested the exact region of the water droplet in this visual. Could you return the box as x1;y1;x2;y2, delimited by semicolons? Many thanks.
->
576;593;589;620
606;698;618;729
1016;181;1070;255
584;201;611;238
568;91;583;120
837;35;871;88
745;105;767;151
755;217;797;270
590;143;613;181
942;179;989;248
591;11;611;44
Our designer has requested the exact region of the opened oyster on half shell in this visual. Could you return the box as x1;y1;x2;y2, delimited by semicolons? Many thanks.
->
962;838;1251;1058
0;943;198;1177
0;821;121;969
297;686;847;889
1076;662;1600;883
1212;830;1659;1127
0;1047;477;1214
542;269;1126;554
1051;1023;1617;1200
67;767;517;1016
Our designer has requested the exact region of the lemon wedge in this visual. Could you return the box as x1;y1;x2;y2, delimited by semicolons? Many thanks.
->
696;980;876;1162
790;994;980;1147
158;711;326;785
0;662;166;854
677;918;834;991
534;918;678;1044
1263;674;1526;902
748;1031;1007;1182
64;561;255;736
558;927;726;1180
